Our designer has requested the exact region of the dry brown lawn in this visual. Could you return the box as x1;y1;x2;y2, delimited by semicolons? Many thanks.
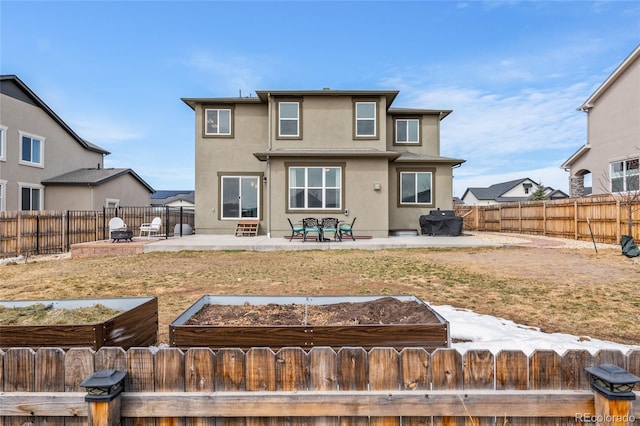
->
1;246;638;346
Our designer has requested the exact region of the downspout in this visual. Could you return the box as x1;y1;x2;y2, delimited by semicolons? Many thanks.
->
267;92;272;238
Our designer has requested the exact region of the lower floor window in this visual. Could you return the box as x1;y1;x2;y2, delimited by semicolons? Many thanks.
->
20;185;42;211
611;158;639;193
220;175;260;219
400;171;432;205
288;166;342;210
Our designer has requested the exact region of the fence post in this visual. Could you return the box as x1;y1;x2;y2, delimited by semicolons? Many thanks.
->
585;364;639;425
80;369;127;426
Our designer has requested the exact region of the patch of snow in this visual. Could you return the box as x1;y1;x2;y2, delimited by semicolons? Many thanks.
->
433;305;640;355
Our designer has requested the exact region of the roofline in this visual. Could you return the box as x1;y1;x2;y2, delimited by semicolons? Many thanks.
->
0;75;110;155
42;168;155;193
389;107;453;120
253;149;401;161
578;45;640;111
561;144;591;169
181;97;262;110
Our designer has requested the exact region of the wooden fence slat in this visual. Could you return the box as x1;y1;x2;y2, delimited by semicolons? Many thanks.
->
496;350;529;426
4;348;36;426
594;349;626;367
246;348;277;426
124;347;155;426
95;347;127;371
432;348;464;426
63;347;94;426
628;349;640;391
156;348;186;426
369;348;400;426
530;350;565;425
35;348;66;425
214;348;246;426
400;348;431;426
463;349;494;426
561;349;593;391
337;347;368;425
308;347;339;425
276;347;309;425
185;348;215;426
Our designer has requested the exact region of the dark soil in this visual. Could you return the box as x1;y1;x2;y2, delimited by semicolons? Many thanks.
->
185;297;440;326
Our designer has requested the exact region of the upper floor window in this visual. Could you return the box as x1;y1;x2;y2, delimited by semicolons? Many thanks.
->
19;132;44;167
288;166;342;210
19;184;43;211
204;108;232;136
395;118;420;144
355;101;377;138
0;125;7;161
611;158;639;193
399;170;433;206
278;101;300;138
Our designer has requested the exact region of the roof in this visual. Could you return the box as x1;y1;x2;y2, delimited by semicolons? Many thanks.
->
151;190;195;206
393;151;465;166
0;75;110;155
151;190;194;200
561;144;591;169
463;178;537;201
42;168;154;192
253;148;402;161
578;44;640;111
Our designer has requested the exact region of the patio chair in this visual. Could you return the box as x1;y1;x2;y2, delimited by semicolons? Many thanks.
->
338;217;357;241
287;218;304;241
320;217;339;241
108;217;132;242
302;217;321;242
139;216;162;239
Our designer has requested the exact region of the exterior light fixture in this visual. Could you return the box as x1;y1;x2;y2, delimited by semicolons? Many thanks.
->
80;369;127;402
585;364;640;400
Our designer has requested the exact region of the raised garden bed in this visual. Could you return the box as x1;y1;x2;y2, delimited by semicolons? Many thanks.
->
170;295;449;350
0;296;158;350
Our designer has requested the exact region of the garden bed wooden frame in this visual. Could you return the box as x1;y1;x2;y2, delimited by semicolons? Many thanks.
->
0;296;158;350
169;295;449;350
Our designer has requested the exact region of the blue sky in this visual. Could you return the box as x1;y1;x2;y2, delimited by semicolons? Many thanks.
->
1;1;639;196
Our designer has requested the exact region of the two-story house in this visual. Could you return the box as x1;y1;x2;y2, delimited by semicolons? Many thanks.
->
182;89;464;238
0;75;153;211
461;178;568;206
562;45;640;197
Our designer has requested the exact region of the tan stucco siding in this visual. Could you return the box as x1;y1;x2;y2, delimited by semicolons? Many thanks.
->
271;95;388;151
0;95;104;210
44;174;151;210
194;103;267;234
570;54;640;194
388;163;454;231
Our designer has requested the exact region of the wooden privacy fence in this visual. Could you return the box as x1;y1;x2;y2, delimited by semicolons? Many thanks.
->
0;206;195;258
455;195;640;244
1;346;639;424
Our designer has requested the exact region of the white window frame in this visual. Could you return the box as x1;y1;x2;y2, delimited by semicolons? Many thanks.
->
278;101;300;137
610;157;640;193
395;118;420;144
0;179;6;211
399;171;433;205
0;125;7;161
355;101;377;138
204;108;232;136
288;166;342;211
18;182;44;211
219;175;260;220
19;131;45;168
105;198;120;208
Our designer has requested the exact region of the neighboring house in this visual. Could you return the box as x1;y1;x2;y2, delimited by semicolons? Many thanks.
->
182;89;465;237
151;190;195;209
461;178;568;206
562;45;640;197
42;167;154;210
0;75;152;211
